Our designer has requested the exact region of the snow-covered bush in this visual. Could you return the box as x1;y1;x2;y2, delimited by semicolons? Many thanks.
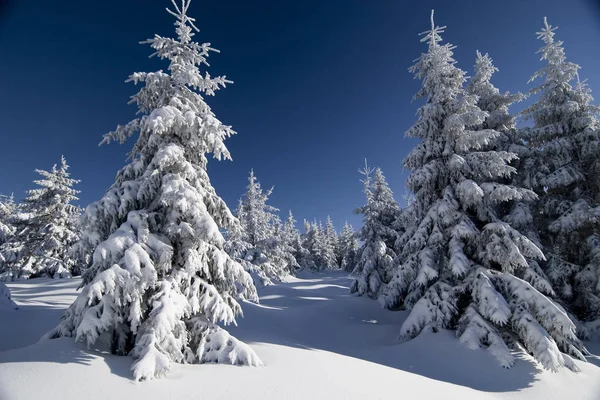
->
0;282;18;310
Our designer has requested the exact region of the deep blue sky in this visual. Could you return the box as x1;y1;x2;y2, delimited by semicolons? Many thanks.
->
1;0;599;231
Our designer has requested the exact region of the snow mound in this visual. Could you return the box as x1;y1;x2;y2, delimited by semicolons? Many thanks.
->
0;281;17;310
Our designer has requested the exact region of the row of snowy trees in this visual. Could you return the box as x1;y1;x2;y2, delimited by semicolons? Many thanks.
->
349;11;600;372
0;156;82;280
226;169;359;285
0;158;356;284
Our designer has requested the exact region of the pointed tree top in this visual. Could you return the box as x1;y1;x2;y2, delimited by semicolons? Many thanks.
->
419;10;446;48
537;16;558;44
166;0;200;44
475;50;491;63
358;158;375;178
60;155;69;170
575;72;590;93
359;158;375;195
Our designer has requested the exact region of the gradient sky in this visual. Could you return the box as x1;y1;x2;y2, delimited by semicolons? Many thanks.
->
1;0;599;231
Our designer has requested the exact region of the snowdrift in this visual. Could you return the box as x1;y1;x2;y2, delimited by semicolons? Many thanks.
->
1;272;600;400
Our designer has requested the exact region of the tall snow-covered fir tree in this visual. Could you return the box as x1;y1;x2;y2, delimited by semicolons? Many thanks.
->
283;211;310;271
0;195;17;271
383;11;587;371
0;157;81;280
518;18;600;334
299;219;319;270
339;221;359;272
310;220;337;270
299;219;331;270
351;163;399;299
233;170;296;283
271;220;299;275
324;216;340;269
319;215;339;269
45;0;261;381
236;170;278;248
465;50;549;294
466;51;525;152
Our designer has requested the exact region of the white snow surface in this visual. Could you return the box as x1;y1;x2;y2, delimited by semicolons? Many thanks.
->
0;282;17;311
1;271;600;400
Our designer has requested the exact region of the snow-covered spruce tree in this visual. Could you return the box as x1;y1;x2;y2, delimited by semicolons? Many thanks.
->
465;51;551;298
283;211;300;255
44;0;261;381
351;163;399;299
0;157;81;281
271;220;299;275
518;18;600;333
314;220;337;270
0;201;25;279
283;211;309;271
301;220;328;270
299;219;318;270
339;221;359;272
383;11;587;371
324;216;341;267
237;170;278;248
234;170;295;283
466;51;525;153
0;194;17;251
224;199;249;254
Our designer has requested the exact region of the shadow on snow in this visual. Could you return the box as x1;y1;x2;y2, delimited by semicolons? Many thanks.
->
2;271;599;392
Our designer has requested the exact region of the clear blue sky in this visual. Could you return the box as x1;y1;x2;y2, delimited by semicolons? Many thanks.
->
1;0;599;231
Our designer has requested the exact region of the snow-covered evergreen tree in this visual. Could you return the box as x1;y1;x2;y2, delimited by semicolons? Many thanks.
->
466;51;525;151
465;50;540;245
237;170;278;247
233;170;295;283
465;51;550;297
323;216;340;269
383;11;587;371
299;219;318;270
283;211;300;251
0;195;16;247
44;0;261;381
351;163;399;299
283;211;310;271
270;219;299;275
339;221;359;272
0;157;81;280
518;18;600;334
309;220;336;270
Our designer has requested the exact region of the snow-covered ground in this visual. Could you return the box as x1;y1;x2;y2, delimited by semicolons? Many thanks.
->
1;271;600;400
